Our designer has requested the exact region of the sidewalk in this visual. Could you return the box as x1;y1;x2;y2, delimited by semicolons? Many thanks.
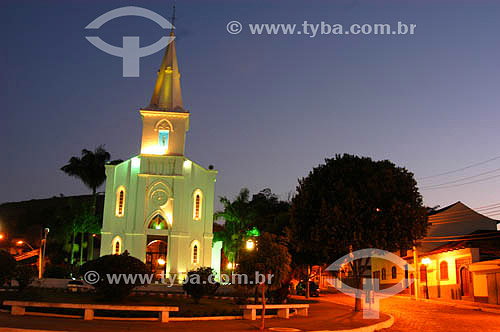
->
0;296;390;332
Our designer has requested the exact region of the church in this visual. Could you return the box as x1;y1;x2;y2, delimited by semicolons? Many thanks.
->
99;27;218;281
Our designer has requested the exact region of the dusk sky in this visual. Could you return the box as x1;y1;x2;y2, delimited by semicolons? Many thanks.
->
2;0;500;217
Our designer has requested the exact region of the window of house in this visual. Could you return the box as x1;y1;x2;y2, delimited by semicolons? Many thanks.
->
193;189;203;220
391;266;397;279
440;261;449;280
116;188;125;217
381;268;387;280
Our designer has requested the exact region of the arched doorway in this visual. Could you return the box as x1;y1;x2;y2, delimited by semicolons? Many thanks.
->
460;267;470;297
146;239;168;278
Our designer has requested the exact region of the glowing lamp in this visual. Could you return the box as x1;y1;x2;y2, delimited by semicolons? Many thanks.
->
0;234;4;240
246;239;255;250
421;258;431;265
227;262;233;270
16;240;23;245
157;258;166;266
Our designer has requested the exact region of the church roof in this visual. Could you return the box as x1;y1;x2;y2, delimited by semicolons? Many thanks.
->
148;28;185;112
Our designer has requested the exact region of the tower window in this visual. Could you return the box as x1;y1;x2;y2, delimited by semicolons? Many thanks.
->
381;268;387;281
391;266;397;279
116;187;125;217
193;189;203;220
159;130;169;149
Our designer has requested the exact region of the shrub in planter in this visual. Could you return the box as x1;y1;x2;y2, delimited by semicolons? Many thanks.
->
0;250;17;286
182;267;219;303
80;251;149;301
14;264;36;291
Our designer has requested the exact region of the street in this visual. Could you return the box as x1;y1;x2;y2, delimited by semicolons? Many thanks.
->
323;293;500;332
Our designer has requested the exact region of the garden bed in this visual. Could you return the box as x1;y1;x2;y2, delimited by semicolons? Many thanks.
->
0;288;242;317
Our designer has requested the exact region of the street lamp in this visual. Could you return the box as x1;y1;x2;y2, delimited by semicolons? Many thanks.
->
16;240;34;251
0;233;4;240
246;239;255;250
421;258;431;299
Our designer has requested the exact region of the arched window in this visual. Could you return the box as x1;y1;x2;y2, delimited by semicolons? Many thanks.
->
381;268;387;280
148;214;168;230
420;265;427;282
193;189;203;220
115;187;125;217
112;236;122;255
191;241;200;265
391;266;397;279
192;244;198;264
440;261;449;280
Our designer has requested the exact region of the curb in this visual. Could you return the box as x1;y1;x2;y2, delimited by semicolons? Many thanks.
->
308;314;394;332
0;329;69;332
394;295;500;315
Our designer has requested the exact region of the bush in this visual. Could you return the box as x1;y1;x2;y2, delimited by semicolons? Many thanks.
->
14;264;36;291
80;252;149;301
44;264;71;278
0;250;17;286
183;267;219;303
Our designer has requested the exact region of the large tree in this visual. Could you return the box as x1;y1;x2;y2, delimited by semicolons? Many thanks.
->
290;154;428;308
61;145;120;262
250;188;291;237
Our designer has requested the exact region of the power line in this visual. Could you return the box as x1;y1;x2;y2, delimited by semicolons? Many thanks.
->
428;203;500;218
421;167;500;189
418;155;500;180
422;231;500;239
418;234;500;242
421;173;500;190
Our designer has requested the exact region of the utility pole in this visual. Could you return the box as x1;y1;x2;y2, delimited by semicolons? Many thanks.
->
413;245;419;298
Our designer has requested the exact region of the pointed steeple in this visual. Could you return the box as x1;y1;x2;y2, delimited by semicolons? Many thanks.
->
149;14;183;111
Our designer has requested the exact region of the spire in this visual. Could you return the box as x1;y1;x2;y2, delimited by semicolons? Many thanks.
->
149;6;183;111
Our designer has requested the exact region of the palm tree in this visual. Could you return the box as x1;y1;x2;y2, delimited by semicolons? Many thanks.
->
61;145;117;264
213;188;255;266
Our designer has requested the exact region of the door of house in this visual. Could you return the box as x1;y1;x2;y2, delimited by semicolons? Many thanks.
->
487;273;498;304
460;267;470;297
410;273;415;296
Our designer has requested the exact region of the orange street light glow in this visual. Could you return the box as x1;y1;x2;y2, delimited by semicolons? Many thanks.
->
157;258;166;266
16;240;24;245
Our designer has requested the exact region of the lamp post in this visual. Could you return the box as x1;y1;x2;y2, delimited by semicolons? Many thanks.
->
39;228;49;279
422;258;431;299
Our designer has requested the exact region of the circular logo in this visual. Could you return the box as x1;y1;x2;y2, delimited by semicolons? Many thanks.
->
227;21;243;35
83;270;100;285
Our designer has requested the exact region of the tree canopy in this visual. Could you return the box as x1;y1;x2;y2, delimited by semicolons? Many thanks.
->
291;153;428;266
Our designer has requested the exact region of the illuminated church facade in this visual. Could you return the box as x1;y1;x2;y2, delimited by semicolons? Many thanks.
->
100;28;218;279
